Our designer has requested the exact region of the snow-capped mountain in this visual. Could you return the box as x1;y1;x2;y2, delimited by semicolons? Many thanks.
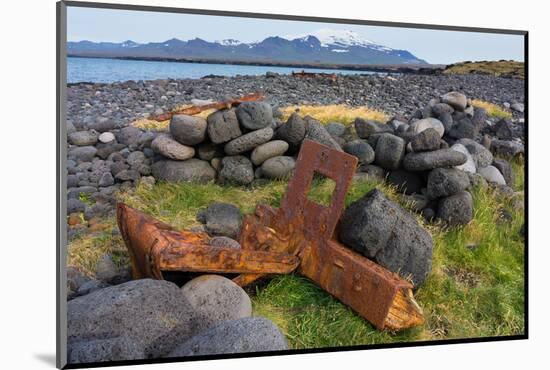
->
67;29;427;65
286;29;376;48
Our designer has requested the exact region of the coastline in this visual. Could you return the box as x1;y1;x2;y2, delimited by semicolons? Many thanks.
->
67;54;445;75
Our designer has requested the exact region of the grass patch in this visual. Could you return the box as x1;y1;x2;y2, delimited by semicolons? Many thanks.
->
279;105;388;126
443;60;524;79
471;99;512;120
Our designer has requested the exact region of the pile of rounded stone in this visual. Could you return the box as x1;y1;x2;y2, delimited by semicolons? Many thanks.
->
149;101;342;185
339;91;522;226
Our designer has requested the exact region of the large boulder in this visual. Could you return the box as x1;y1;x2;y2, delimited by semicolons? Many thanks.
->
218;156;255;185
261;156;296;180
206;109;242;144
441;92;468;111
437;191;474;226
151;159;216;182
170;114;207;146
224;127;274;155
197;202;243;239
150;134;195;160
181;275;251;332
251;140;289;166
167;317;288;357
275;113;306;152
375;133;405;170
338;189;433;286
89;117;116;132
236;102;273;130
343;140;375;164
403;149;467;171
67;279;200;359
426;168;470;199
409;118;445;138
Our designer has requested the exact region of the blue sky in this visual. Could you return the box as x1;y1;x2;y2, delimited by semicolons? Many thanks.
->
67;6;524;64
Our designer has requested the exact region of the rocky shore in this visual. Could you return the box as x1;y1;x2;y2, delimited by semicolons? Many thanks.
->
67;73;525;129
65;73;525;363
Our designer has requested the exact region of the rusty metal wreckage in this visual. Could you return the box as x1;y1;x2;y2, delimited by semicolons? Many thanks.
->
118;94;424;331
117;140;424;331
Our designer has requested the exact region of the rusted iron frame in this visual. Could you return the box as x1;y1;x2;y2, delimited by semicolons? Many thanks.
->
151;92;265;121
117;140;424;330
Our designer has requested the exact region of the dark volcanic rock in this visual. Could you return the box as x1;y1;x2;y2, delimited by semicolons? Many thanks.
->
67;279;200;359
437;191;474;226
206;109;242;144
492;158;515;187
343;140;375;164
375;133;405;170
339;189;433;286
151;159;216;182
170;114;207;146
427;168;470;199
224;127;274;155
354;118;392;138
275;113;306;152
197;202;242;240
410;128;440;152
235;102;273;130
448;118;477;140
403;149;467;171
304;117;342;151
167;317;287;357
409;117;444;138
218;156;254;185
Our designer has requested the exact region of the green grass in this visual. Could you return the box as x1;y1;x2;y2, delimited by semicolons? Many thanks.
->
68;158;524;347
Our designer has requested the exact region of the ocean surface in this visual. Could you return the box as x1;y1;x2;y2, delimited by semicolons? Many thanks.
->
67;56;376;83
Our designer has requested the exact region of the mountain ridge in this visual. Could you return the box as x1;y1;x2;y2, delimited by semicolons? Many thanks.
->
68;29;428;66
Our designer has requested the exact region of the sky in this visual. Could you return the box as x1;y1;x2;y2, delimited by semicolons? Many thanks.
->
67;6;524;65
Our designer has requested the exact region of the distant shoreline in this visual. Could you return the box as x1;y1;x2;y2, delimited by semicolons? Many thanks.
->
67;54;445;75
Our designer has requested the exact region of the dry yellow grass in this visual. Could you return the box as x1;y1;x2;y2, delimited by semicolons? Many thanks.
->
130;104;217;131
471;99;512;119
279;104;388;125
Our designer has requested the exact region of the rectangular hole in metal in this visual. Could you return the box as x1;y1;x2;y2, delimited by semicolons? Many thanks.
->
306;171;337;207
